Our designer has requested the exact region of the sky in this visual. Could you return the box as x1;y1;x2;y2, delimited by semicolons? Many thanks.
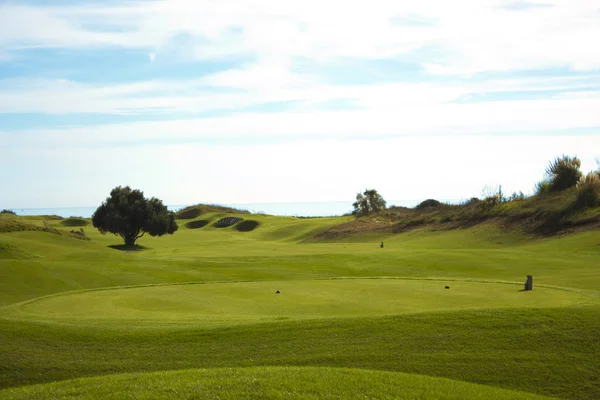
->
1;0;599;209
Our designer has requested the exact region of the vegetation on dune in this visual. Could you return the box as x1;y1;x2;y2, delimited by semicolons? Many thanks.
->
0;209;16;215
0;219;89;240
176;204;249;219
352;189;387;217
416;199;443;210
61;217;89;227
331;155;599;240
92;186;178;247
545;155;583;193
575;172;600;209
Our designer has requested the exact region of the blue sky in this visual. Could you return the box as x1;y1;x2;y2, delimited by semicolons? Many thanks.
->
1;0;599;208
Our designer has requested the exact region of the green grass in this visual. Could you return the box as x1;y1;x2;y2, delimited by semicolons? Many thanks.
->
1;212;599;400
4;279;595;329
0;367;558;400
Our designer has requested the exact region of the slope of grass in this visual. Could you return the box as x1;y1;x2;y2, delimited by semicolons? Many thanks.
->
0;367;558;400
1;213;599;400
315;190;600;240
0;307;598;399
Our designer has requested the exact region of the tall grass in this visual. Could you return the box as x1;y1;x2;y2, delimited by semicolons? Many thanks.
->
575;173;600;209
546;155;582;192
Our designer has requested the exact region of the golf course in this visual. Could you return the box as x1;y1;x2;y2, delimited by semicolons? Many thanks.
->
0;196;599;400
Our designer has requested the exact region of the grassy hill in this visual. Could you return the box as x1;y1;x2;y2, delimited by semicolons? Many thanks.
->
0;207;599;399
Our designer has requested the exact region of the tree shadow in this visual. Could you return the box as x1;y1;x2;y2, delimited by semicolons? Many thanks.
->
108;244;151;252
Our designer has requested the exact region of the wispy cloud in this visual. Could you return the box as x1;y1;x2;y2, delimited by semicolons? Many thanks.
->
2;1;599;73
1;0;599;207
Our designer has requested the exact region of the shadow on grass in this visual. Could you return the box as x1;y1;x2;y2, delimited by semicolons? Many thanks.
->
108;244;151;252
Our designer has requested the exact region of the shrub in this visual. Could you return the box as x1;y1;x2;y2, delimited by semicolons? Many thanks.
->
61;217;88;227
507;191;526;202
575;173;600;209
535;180;550;195
416;199;442;210
463;197;480;206
0;209;16;215
546;155;582;192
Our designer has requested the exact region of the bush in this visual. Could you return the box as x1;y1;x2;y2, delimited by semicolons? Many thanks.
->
575;173;600;209
535;180;550;195
416;199;442;210
1;209;16;215
546;155;582;192
507;192;526;202
61;217;88;227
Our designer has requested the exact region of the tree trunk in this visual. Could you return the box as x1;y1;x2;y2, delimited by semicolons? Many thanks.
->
124;235;136;247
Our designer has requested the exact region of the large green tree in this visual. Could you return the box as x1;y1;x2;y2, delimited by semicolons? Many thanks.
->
92;186;178;246
352;189;387;217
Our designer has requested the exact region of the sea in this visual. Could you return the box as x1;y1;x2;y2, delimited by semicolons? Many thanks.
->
5;200;435;218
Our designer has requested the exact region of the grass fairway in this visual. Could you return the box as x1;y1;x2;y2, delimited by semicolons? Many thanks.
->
1;212;599;399
0;367;559;400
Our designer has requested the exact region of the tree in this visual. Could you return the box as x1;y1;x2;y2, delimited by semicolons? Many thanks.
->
352;189;386;217
92;186;178;246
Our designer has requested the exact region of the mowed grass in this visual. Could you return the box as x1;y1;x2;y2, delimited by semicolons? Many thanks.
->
0;367;559;400
1;212;600;399
4;279;596;328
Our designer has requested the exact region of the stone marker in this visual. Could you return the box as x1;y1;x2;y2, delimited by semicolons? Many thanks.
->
380;241;384;248
524;275;533;291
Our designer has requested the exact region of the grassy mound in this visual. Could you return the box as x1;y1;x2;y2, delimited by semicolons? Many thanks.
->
235;220;260;232
61;217;88;227
0;367;557;400
0;307;597;399
177;204;250;219
316;190;600;241
185;220;210;229
8;279;594;328
0;219;88;240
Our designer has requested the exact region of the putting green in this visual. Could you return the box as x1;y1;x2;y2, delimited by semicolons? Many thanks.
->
0;366;558;400
8;279;594;328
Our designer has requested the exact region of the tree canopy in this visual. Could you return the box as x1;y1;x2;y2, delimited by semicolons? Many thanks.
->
92;186;178;246
352;189;387;217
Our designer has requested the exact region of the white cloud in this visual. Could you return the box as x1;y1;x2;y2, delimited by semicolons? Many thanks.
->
1;0;599;74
